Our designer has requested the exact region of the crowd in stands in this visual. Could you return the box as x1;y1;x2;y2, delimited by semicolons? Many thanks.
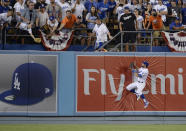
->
0;0;185;50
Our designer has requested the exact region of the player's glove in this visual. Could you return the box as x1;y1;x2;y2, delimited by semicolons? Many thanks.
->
34;38;41;43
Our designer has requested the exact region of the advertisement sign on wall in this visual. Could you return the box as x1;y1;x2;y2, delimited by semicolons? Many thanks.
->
77;55;186;112
0;54;58;113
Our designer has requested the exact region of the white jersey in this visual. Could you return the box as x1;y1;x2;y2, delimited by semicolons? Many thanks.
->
71;3;85;18
116;6;124;21
19;23;32;34
154;4;167;22
0;13;12;26
47;19;58;27
136;15;144;30
137;67;149;83
14;1;25;22
56;1;71;20
93;23;109;43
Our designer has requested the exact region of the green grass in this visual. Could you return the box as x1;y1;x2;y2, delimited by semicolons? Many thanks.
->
0;124;186;131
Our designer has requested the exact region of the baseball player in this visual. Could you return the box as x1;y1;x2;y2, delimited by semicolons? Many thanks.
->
126;61;149;108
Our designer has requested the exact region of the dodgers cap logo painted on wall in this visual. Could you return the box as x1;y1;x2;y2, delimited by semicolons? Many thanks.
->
0;63;53;105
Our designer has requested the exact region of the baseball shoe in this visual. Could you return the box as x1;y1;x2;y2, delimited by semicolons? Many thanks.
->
136;94;140;101
144;101;149;109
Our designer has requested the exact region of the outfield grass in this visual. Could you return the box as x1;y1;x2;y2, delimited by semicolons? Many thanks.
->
0;124;186;131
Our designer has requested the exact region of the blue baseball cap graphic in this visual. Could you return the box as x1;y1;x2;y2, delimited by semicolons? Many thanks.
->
0;63;53;105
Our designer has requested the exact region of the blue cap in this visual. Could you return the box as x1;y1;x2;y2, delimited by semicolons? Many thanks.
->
49;16;55;21
0;63;53;105
143;61;149;67
124;6;130;10
4;0;9;2
40;4;45;8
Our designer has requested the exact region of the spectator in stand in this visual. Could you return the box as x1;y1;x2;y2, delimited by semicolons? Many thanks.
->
143;9;153;29
36;4;49;27
162;0;171;7
98;0;109;23
0;9;13;44
14;0;25;23
0;0;12;13
146;9;163;46
58;10;77;31
108;0;116;18
17;1;38;44
84;0;98;12
143;10;153;43
166;0;181;30
73;16;87;45
21;1;37;27
92;17;112;50
71;0;86;18
34;0;47;11
71;0;86;4
86;6;98;45
46;0;62;22
149;0;158;8
56;0;71;20
181;2;186;26
0;9;13;26
113;1;124;22
153;0;168;29
123;0;131;9
130;0;141;13
119;6;137;52
47;16;58;37
134;8;144;43
177;0;183;8
142;3;153;17
169;17;184;30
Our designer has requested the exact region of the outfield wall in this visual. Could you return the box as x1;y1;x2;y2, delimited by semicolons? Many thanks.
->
0;51;186;116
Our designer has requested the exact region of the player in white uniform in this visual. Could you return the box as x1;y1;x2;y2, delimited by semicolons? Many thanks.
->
126;61;149;108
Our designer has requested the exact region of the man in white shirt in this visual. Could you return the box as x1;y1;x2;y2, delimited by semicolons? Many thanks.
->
0;9;13;45
56;0;71;20
92;17;112;50
71;0;86;18
154;0;168;23
14;0;25;22
0;9;13;26
114;3;124;22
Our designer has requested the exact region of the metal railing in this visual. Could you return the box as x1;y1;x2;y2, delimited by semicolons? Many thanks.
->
1;27;185;51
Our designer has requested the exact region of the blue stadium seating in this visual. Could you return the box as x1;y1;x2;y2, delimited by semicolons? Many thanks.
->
136;46;171;52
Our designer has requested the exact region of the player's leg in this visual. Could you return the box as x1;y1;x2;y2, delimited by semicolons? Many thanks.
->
115;82;137;101
126;82;138;94
136;83;149;108
141;94;149;108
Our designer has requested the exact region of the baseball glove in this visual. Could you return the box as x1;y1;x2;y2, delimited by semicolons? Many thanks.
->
34;38;41;43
